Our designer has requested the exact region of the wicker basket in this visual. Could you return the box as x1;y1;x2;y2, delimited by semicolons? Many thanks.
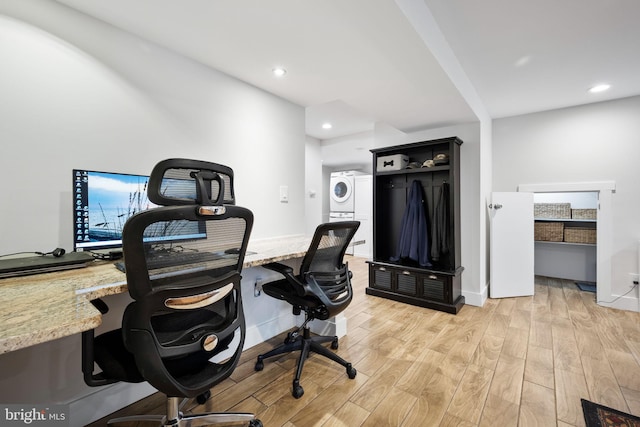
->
564;227;596;244
571;209;597;220
535;222;564;241
534;203;571;219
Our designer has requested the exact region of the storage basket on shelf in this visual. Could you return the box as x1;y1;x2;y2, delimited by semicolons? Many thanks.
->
534;203;571;219
534;222;564;242
571;209;597;220
564;227;597;244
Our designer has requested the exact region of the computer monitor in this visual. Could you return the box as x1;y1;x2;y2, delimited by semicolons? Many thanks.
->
73;169;206;252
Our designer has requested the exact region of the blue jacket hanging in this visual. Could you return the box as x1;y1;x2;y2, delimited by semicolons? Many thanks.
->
391;180;431;267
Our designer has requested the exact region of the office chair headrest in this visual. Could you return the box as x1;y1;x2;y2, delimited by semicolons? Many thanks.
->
148;158;235;206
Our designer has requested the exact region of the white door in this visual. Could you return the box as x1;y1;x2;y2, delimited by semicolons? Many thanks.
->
490;192;534;298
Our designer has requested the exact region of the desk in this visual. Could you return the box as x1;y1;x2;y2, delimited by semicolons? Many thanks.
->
0;235;312;355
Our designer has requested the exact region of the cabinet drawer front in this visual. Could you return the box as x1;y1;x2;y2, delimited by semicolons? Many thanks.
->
397;270;417;295
421;274;445;301
372;266;392;290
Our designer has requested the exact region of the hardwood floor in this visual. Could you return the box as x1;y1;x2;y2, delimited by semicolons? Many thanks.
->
87;257;640;426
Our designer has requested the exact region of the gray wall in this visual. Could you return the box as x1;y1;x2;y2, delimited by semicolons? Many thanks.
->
493;95;640;300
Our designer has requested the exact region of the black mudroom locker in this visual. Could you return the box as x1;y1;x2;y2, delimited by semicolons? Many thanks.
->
366;137;464;313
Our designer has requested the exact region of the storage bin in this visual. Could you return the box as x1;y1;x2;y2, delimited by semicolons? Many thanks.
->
571;209;596;220
376;154;409;172
534;222;564;241
534;203;571;219
564;227;596;244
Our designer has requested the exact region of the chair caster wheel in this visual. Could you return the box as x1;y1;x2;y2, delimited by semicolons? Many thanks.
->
285;331;299;344
347;364;357;379
292;381;304;399
255;359;264;371
249;419;263;427
195;390;211;404
331;338;339;349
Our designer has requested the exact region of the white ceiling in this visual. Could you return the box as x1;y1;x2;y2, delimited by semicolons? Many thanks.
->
55;0;640;141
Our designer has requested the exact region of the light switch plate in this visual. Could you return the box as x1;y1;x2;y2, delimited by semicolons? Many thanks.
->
279;185;289;203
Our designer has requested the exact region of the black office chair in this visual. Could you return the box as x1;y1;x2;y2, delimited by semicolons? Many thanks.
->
254;221;360;398
82;159;262;427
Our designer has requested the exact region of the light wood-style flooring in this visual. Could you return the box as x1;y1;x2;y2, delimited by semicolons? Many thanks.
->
87;256;640;426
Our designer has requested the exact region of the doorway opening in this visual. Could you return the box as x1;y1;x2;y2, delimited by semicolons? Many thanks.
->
533;191;598;292
519;181;615;307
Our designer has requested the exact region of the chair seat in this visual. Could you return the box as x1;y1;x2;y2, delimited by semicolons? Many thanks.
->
94;311;236;387
94;329;144;383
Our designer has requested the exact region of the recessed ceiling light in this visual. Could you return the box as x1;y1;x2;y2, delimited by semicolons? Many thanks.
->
588;84;610;93
272;67;287;77
322;123;333;130
514;55;532;67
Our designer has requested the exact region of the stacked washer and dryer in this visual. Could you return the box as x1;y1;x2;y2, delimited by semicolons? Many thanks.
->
329;171;372;257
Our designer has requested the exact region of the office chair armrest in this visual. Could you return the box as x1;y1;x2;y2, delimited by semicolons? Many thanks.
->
262;262;294;276
263;262;310;297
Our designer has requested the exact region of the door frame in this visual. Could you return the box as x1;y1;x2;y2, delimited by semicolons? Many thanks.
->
518;181;615;307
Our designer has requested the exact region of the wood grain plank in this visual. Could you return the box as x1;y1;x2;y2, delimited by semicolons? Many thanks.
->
446;364;493;424
84;265;640;427
518;380;556;427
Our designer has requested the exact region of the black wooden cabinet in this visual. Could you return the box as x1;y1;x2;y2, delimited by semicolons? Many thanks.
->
365;137;464;314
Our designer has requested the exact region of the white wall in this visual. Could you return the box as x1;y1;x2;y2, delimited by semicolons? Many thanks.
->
493;95;640;304
0;0;306;422
0;0;306;256
305;135;323;235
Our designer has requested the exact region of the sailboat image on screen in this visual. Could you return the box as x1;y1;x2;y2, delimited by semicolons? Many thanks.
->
73;169;206;252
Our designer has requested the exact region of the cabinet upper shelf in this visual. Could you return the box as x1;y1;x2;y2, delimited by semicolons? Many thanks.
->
535;240;597;247
376;165;450;176
534;217;596;223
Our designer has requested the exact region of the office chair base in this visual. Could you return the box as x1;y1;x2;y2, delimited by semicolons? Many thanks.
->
107;412;260;427
106;396;261;426
255;328;357;399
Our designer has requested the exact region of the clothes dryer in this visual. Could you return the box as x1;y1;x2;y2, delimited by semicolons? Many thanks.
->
330;171;359;212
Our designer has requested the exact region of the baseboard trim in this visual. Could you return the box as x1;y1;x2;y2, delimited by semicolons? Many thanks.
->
244;312;299;349
599;294;639;312
462;287;486;307
69;382;155;426
309;314;347;338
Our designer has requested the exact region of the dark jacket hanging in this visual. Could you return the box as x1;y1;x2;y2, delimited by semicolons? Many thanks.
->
431;182;450;262
391;180;431;267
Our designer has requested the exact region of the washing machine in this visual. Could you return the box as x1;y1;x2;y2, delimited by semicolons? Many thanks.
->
330;171;358;212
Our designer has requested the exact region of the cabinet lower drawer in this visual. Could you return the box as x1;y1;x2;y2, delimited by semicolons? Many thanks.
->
421;273;446;302
366;262;463;314
397;270;417;295
371;266;392;290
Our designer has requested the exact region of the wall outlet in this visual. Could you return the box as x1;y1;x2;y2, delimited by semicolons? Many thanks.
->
631;273;639;286
254;278;263;297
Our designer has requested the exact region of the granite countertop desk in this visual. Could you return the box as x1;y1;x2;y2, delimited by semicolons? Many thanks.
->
0;235;312;355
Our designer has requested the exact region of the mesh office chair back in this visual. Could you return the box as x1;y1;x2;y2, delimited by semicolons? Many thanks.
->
83;159;261;426
298;221;360;319
121;203;252;398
